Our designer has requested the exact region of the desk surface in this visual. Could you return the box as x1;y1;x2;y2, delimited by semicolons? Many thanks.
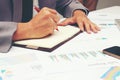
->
0;6;119;54
0;6;120;80
94;6;120;13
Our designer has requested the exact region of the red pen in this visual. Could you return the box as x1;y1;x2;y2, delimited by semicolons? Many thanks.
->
34;6;59;31
34;6;40;12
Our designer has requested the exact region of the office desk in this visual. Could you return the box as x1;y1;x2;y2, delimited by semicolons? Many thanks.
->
0;6;120;80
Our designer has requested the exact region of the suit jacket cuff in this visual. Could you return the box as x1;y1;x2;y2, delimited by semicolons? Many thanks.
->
64;0;89;17
0;22;17;53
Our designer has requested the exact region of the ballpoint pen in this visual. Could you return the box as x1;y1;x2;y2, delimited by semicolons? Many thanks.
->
34;6;59;31
34;6;40;12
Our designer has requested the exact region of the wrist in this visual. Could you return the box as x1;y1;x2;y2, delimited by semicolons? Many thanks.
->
73;10;86;17
13;22;30;40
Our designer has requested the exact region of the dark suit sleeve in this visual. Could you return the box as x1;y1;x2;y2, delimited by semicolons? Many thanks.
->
0;22;17;53
56;0;89;17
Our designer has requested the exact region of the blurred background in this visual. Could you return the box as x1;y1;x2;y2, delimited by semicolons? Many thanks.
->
97;0;120;10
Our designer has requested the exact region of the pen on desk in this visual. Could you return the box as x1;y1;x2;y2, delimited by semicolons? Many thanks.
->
34;6;59;31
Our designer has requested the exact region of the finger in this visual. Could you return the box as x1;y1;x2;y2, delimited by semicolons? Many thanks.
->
90;22;101;33
49;17;58;31
43;7;58;14
49;13;60;23
57;18;75;26
90;24;99;33
77;21;84;31
90;25;98;33
38;7;58;21
95;25;101;31
84;22;91;34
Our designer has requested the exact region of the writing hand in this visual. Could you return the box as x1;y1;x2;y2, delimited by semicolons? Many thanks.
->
13;7;60;40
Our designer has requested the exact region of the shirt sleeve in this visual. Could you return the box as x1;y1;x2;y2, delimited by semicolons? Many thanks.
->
0;22;17;53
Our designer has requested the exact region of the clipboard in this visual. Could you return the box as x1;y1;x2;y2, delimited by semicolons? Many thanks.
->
14;25;81;52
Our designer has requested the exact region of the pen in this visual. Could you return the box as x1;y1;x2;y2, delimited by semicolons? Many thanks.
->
34;6;59;31
34;6;40;12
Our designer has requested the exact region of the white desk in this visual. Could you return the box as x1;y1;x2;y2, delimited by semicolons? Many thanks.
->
0;6;120;80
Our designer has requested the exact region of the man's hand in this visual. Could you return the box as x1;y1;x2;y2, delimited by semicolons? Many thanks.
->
58;10;100;34
13;7;60;40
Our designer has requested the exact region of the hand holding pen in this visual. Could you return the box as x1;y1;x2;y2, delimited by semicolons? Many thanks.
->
13;6;60;40
34;6;59;31
15;7;60;40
